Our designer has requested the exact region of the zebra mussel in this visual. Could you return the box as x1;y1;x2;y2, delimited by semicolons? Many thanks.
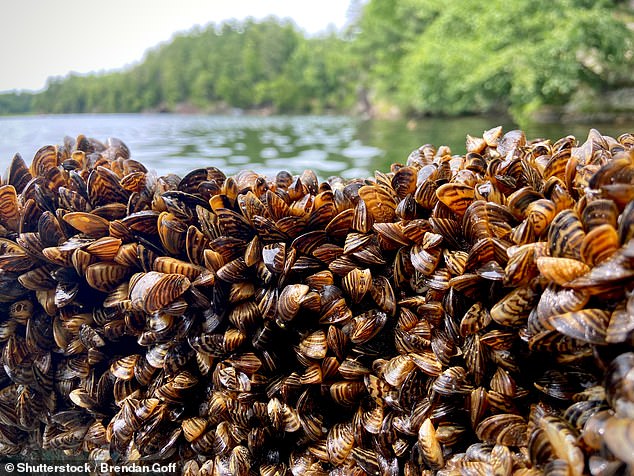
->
0;128;633;475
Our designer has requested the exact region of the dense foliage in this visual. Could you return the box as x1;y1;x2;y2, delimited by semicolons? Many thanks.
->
391;0;634;119
0;0;632;120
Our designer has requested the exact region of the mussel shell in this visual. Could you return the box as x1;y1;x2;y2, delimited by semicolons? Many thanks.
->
111;355;140;381
580;224;619;266
153;256;205;281
85;262;130;293
326;208;355;240
120;210;160;235
343;309;387;344
216;257;250;283
382;355;415;387
358;186;397;223
341;268;372;304
436;183;474;216
326;422;355;465
602;417;634;465
536;257;590;286
410;245;442;276
546;309;609;345
548;210;585;260
157;211;188;256
7;153;33;194
277;284;310;324
87;166;130;207
607;299;634;343
490;286;538;327
475;414;527;446
535;285;589;322
129;271;191;313
0;185;20;232
298;330;328;360
262;242;286;274
417;418;444;470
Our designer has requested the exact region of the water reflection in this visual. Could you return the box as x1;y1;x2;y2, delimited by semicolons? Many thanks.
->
0;114;632;180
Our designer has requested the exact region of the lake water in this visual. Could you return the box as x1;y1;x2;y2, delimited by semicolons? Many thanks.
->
0;113;632;180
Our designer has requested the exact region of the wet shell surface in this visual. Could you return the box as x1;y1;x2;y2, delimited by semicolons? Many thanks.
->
0;127;633;475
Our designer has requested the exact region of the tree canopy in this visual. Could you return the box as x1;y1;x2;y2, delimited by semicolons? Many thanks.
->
0;0;632;121
389;0;633;119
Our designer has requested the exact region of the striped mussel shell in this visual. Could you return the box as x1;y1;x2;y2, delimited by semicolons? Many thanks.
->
129;271;191;314
62;211;110;238
157;211;188;256
86;166;130;208
357;185;397;223
276;283;309;324
341;267;372;304
85;262;130;293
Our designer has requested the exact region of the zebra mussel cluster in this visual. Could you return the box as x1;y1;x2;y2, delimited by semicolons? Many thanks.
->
0;128;633;475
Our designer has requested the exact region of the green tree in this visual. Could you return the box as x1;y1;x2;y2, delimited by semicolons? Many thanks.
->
351;0;440;97
1;5;631;120
393;0;633;119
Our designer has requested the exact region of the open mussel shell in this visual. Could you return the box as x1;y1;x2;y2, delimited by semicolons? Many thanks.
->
262;242;286;274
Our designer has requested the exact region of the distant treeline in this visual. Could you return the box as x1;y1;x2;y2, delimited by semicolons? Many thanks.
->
1;0;633;121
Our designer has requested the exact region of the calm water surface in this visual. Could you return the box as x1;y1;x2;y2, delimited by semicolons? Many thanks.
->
0;114;632;179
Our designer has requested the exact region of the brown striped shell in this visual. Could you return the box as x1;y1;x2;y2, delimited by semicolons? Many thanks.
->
129;271;191;313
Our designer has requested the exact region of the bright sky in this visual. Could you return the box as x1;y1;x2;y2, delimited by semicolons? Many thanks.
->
0;0;352;93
